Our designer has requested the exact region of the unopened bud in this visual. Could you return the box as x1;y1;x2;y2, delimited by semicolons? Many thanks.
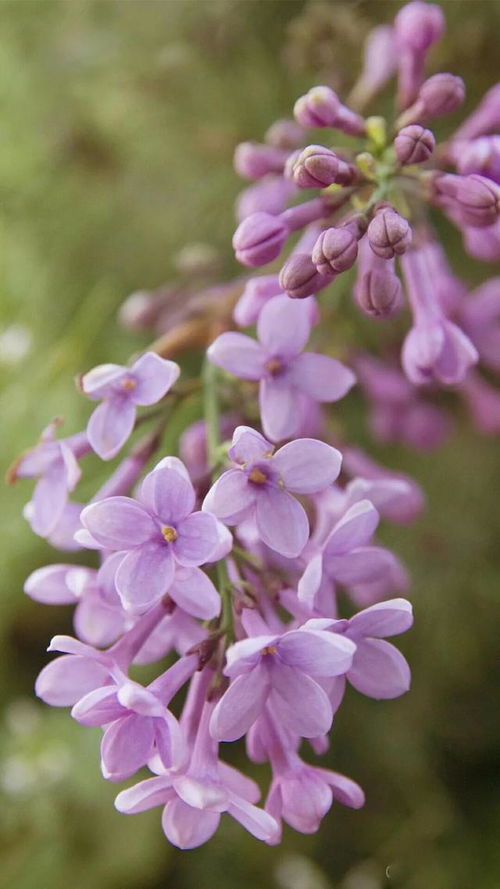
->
367;207;412;258
456;135;500;183
312;223;362;275
355;268;403;318
264;118;306;150
291;145;356;189
395;1;445;51
397;73;465;128
454;174;500;228
294;86;365;136
279;252;333;299
233;212;288;267
395;124;435;165
234;141;289;180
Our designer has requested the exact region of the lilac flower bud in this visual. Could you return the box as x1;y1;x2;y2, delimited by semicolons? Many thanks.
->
367;207;412;259
278;252;333;299
291;145;356;189
264;118;306;150
355;268;403;318
236;176;296;221
233;142;289;180
312;225;360;275
394;124;435;165
293;86;365;136
349;26;397;107
232;212;288;267
417;73;465;118
395;2;445;52
454;174;500;228
452;83;500;143
463;219;500;262
456;136;500;184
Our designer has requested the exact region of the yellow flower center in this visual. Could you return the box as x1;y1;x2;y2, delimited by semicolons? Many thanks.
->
248;467;268;485
265;358;283;376
261;645;277;656
121;378;136;391
161;526;178;543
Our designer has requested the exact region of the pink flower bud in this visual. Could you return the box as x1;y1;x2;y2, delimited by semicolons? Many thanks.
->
279;253;333;299
312;226;359;275
395;1;445;52
233;141;289;180
417;73;465;118
394;124;435;165
367;208;412;259
455;174;500;228
293;86;341;128
264;118;306;150
291;145;356;189
233;212;288;267
355;269;403;318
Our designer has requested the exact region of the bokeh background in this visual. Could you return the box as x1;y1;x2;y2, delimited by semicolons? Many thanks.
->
1;2;499;888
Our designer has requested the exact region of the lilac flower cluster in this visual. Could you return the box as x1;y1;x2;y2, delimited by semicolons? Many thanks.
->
10;0;500;854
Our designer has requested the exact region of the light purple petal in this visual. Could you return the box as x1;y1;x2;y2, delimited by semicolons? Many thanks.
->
348;598;413;638
139;466;195;522
259;377;296;442
290;352;356;401
325;500;380;555
279;771;332;833
173;776;228;812
81;497;156;550
31;463;68;536
115;776;174;813
224;635;276;678
87;398;136;460
74;597;124;647
175;512;221;566
227;794;280;843
347;638;411;698
273;439;342;493
219;763;261;804
101;713;155;780
162;798;220;849
81;363;126;399
270;666;333;737
71;686;126;726
168;566;221;620
278;629;355;676
209;665;270;741
24;564;83;605
326;546;398;586
207;332;266;379
202;469;255;522
255;487;309;557
130;353;180;404
257;295;311;357
35;656;110;706
228;426;273;464
297;552;324;607
115;542;175;611
318;769;365;808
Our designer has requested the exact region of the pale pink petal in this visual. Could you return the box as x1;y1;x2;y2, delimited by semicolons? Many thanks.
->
273;439;342;493
168;567;221;620
139;466;195;522
80;497;156;550
325;500;380;555
31;463;68;536
115;776;174;813
101;713;155;780
24;564;82;605
35;656;110;706
71;686;126;726
81;363;126;399
74;597;124;647
224;635;276;678
207;332;266;379
327;546;399;586
227;794;280;842
318;769;365;808
347;638;411;698
173;776;228;812
219;763;261;804
202;469;255;522
162;798;220;849
130;353;180;404
255;487;309;557
174;512;221;566
297;552;324;606
348;598;413;638
228;426;273;464
115;542;174;611
278;629;355;676
87;398;136;460
209;665;270;741
290;352;356;401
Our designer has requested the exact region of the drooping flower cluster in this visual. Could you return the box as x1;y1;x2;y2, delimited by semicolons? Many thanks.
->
10;0;500;854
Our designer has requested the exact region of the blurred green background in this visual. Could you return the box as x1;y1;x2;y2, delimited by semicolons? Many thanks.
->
1;2;499;888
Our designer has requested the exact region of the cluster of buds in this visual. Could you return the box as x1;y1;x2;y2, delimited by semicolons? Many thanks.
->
9;0;500;856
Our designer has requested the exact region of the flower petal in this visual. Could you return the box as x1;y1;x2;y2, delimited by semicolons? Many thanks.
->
35;656;110;707
317;769;365;808
209;666;270;742
24;564;85;605
290;352;356;401
162;798;220;849
202;469;255;522
115;542;175;611
168;567;221;620
81;363;126;399
173;776;228;812
255;487;309;557
207;332;266;379
278;629;355;676
326;546;398;586
297;553;324;607
71;686;126;726
227;793;280;843
273;439;342;493
115;776;174;814
130;353;180;404
347;638;411;698
257;295;311;357
228;426;273;464
101;713;155;780
81;497;156;550
87;398;136;460
347;598;413;639
224;635;276;678
270;666;333;737
175;512;221;566
259;377;297;442
325;499;379;555
139;466;195;523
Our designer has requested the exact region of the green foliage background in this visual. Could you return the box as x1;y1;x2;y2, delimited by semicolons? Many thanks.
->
0;2;499;888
